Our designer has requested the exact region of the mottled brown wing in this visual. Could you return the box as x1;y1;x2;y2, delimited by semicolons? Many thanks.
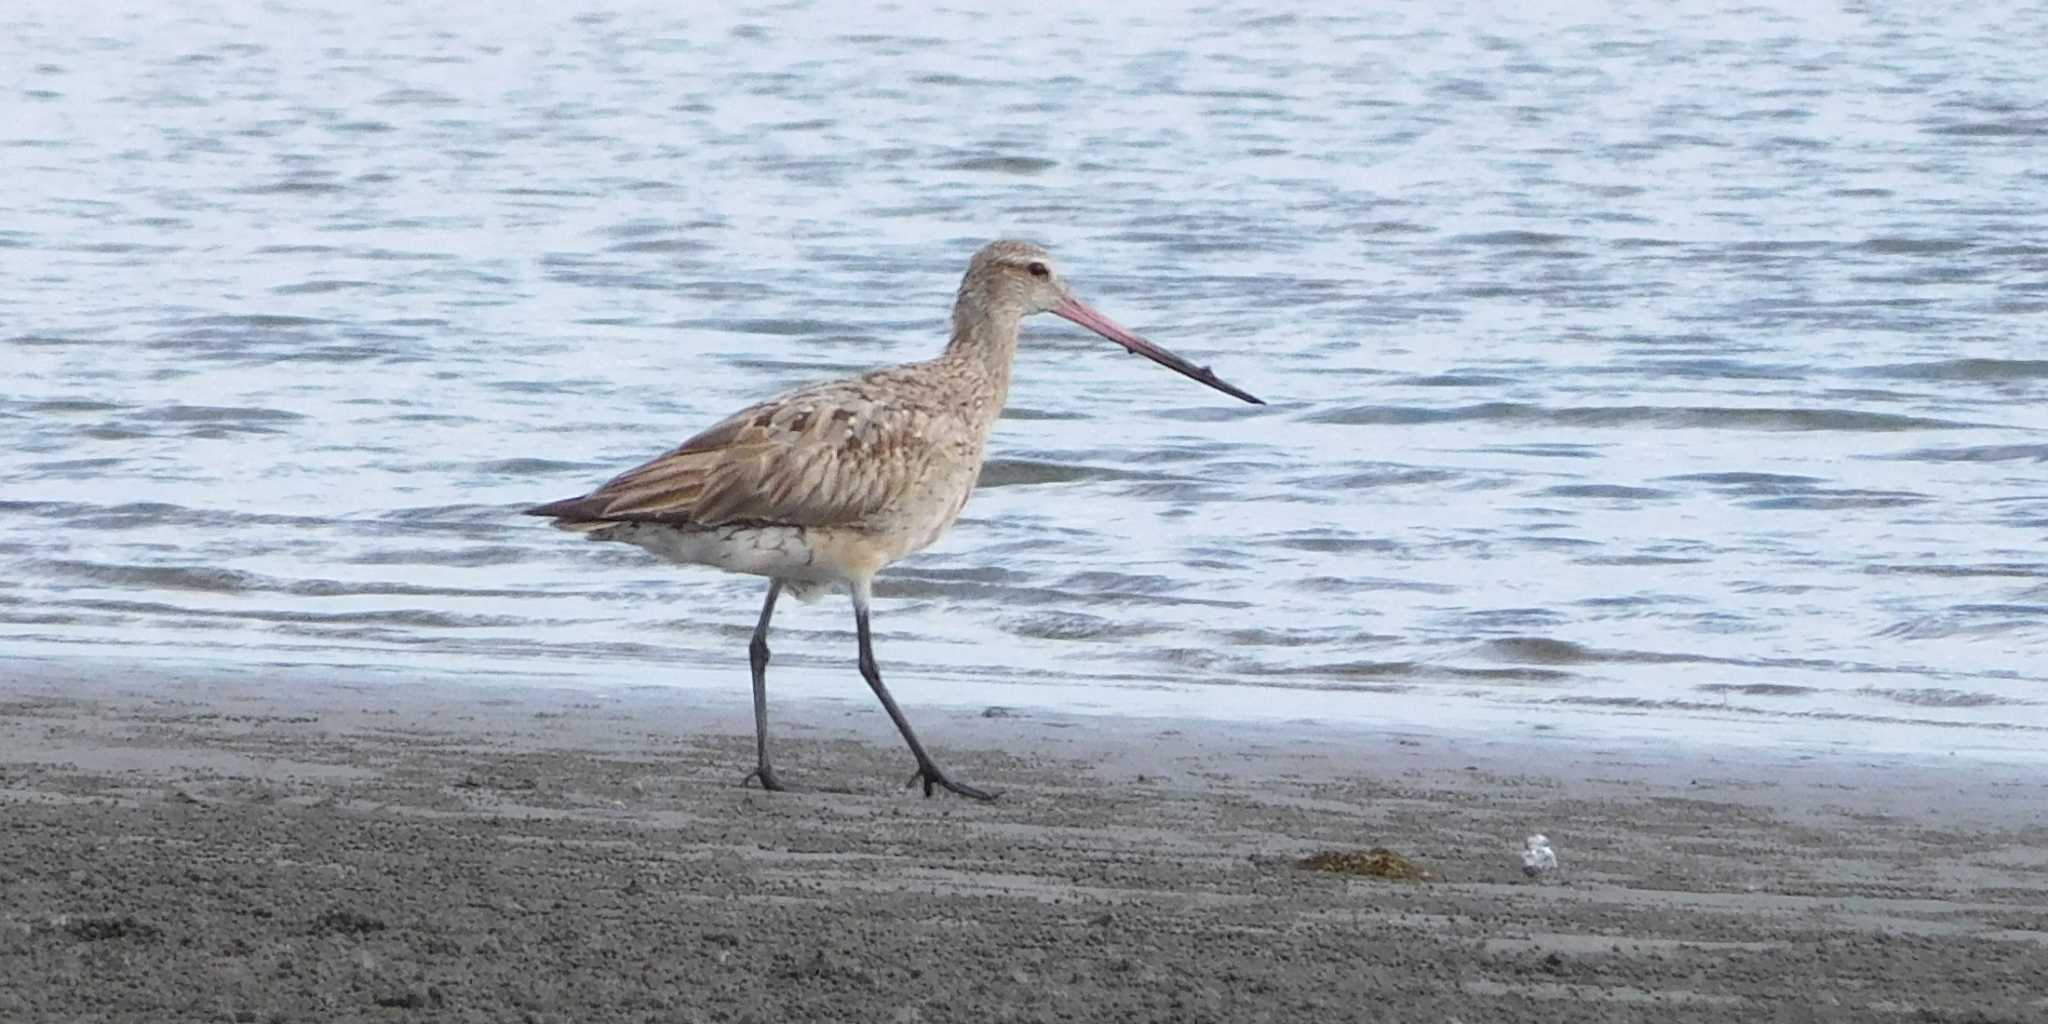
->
524;383;939;529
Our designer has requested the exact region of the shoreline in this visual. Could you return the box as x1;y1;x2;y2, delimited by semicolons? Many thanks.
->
3;663;2045;1021
6;647;2042;768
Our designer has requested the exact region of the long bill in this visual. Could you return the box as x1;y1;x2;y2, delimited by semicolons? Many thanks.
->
1052;296;1265;405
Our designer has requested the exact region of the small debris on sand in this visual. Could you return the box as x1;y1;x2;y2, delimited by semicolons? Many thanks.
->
1297;848;1432;881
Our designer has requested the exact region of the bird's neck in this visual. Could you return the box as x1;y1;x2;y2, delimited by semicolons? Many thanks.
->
940;306;1022;415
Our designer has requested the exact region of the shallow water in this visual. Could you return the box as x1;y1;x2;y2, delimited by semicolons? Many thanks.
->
5;0;2047;758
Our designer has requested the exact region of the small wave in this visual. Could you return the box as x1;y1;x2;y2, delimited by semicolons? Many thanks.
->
609;238;713;254
600;219;699;239
134;404;305;424
1216;626;1369;647
1477;637;1702;665
24;398;124;413
1592;358;1807;382
485;378;610;395
944;156;1058;174
272;280;379;295
1883;444;2048;464
1867;563;2047;579
370;504;511;526
375;87;460;106
1055;571;1178;595
1307;402;1977;431
1450;607;1567;630
1473;444;1602;459
1855;237;1975;255
1479;637;1599;664
1537;484;1674;500
1661;472;1826;488
29;558;543;597
1697;683;1815;697
1315;574;1454;594
1;501;203;531
998;406;1083;421
1396;373;1515;388
1956;602;2048;617
1294;659;1575;685
889;565;1030;587
911;72;990;86
1851;358;2048;381
1300;659;1413;679
1252;530;1397;554
874;573;1244;610
1574;554;1707;566
1545;696;2048;731
39;561;263;593
1450;230;1576;246
673;317;848;336
1881;606;2048;640
1115;480;1240;502
1924;119;2048;137
1515;535;1599;550
1744;490;1929;511
975;459;1172;488
1001;611;1151;641
475;458;600;477
0;610;93;627
1055;572;1250;609
718;356;870;375
1147;404;1271;424
1352;220;1434;235
234;181;347;196
1289;465;1462;490
27;457;125;476
58;596;535;630
346;546;532;568
1861;687;2027;708
500;186;597;198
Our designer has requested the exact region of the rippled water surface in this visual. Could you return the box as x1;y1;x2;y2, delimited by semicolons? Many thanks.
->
6;0;2047;757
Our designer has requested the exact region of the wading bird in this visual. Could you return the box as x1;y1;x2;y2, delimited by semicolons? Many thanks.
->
526;241;1262;799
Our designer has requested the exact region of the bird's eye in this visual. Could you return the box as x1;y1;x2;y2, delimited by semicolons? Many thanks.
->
1026;261;1049;279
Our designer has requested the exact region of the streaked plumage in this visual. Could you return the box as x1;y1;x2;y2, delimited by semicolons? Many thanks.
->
528;364;990;600
526;240;1261;798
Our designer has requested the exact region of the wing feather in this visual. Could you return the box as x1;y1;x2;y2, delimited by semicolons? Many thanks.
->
524;378;944;529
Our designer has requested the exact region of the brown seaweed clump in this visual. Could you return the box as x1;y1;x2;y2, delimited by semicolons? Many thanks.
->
1297;847;1432;881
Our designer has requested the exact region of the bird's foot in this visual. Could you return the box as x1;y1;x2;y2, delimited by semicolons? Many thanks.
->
905;762;999;801
742;764;795;792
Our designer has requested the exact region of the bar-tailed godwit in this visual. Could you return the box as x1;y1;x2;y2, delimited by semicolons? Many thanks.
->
526;241;1262;799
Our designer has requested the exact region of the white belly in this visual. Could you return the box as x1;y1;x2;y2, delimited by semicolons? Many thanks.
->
589;522;845;600
569;458;978;604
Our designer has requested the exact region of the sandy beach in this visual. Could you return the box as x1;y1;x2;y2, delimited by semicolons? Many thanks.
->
2;663;2043;1023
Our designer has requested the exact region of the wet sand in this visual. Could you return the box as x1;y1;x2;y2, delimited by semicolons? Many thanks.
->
2;666;2044;1023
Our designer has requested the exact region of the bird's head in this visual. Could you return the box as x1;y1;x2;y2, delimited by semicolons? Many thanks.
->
953;239;1263;404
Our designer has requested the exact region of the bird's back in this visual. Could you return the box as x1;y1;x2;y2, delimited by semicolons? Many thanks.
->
526;358;999;550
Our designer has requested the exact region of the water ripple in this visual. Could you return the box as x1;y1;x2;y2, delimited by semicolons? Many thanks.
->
1;0;2044;753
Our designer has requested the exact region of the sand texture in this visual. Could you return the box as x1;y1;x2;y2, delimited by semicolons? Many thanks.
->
2;669;2045;1023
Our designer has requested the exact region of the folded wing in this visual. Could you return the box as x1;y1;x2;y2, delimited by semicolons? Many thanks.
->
525;384;941;530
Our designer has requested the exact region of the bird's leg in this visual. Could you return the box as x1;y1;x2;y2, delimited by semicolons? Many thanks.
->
851;581;997;801
740;579;791;792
